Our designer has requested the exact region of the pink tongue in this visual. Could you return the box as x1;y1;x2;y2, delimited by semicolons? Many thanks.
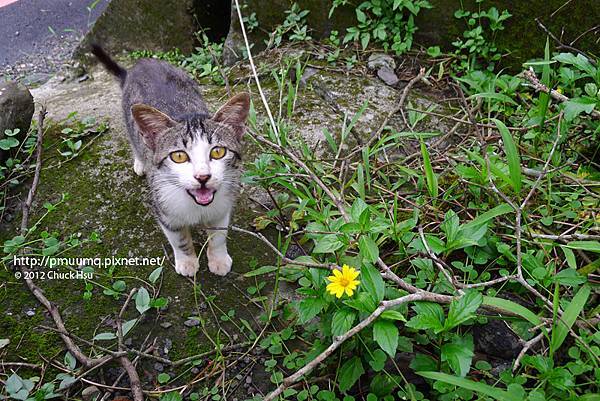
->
192;188;214;205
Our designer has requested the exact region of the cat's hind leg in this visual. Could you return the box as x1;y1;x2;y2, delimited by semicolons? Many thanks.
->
159;223;198;277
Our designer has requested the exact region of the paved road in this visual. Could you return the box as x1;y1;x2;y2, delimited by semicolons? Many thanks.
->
0;0;109;67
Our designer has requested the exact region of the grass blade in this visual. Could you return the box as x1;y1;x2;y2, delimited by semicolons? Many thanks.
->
491;118;522;193
420;140;438;198
550;285;591;354
417;372;520;401
482;296;541;326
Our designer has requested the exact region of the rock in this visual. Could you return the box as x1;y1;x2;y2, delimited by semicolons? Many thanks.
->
0;81;33;159
285;244;305;260
75;0;230;65
25;309;35;317
184;318;200;327
160;322;172;329
21;73;51;87
367;53;396;71
473;320;521;360
377;66;399;86
81;385;100;401
153;362;164;372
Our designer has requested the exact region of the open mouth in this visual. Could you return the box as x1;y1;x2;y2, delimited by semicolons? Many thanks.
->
187;188;216;206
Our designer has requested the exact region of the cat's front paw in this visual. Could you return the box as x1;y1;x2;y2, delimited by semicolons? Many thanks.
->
207;250;232;276
133;158;145;176
174;256;199;277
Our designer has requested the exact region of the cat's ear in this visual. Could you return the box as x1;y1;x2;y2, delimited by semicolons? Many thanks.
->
212;92;250;139
131;104;176;150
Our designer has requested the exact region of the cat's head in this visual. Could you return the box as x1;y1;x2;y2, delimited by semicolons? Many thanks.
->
131;93;250;207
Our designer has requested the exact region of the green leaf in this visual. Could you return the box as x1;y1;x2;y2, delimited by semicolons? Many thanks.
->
93;332;116;341
417;372;520;401
420;140;438;198
406;302;445;333
158;373;170;384
491;118;521;193
332;308;356;337
64;352;76;370
344;292;377;314
482;296;541;326
368;349;387;372
244;265;279;277
0;137;19;150
563;97;597;121
553;268;586;286
359;236;379;263
313;234;344;253
122;318;138;336
410;353;438;372
445;291;482;330
564;240;600;253
136;287;151;314
338;356;365;393
550;285;591;354
561;246;577;269
470;92;518;105
373;320;399;357
361;263;385;304
148;266;163;283
441;335;474;377
380;310;406;321
297;297;326;323
160;391;183;401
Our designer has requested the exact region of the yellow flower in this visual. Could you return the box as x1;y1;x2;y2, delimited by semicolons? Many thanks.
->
326;265;360;298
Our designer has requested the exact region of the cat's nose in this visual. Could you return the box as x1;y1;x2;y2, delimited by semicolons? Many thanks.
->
195;174;211;184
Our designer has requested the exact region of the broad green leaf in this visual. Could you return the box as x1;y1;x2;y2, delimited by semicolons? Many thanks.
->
461;203;513;232
564;240;600;253
373;320;399;357
368;349;387;371
445;291;482;330
93;332;116;341
561;246;577;270
361;263;385;304
359;236;379;263
380;310;406;321
136;287;151;314
297;297;326;324
470;92;518;105
406;302;445;333
64;352;76;370
338;356;365;392
553;268;586;286
148;266;163;283
563;97;597;121
122;318;138;336
244;265;279;277
313;234;344;253
441;335;474;377
160;391;183;401
417;372;520;401
482;296;541;326
332;308;356;337
491;118;521;193
550;285;591;353
344;292;377;314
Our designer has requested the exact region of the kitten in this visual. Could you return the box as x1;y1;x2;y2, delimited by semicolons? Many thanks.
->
91;44;249;277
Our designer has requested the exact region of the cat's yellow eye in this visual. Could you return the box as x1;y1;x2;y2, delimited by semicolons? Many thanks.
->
210;146;227;160
170;151;189;163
